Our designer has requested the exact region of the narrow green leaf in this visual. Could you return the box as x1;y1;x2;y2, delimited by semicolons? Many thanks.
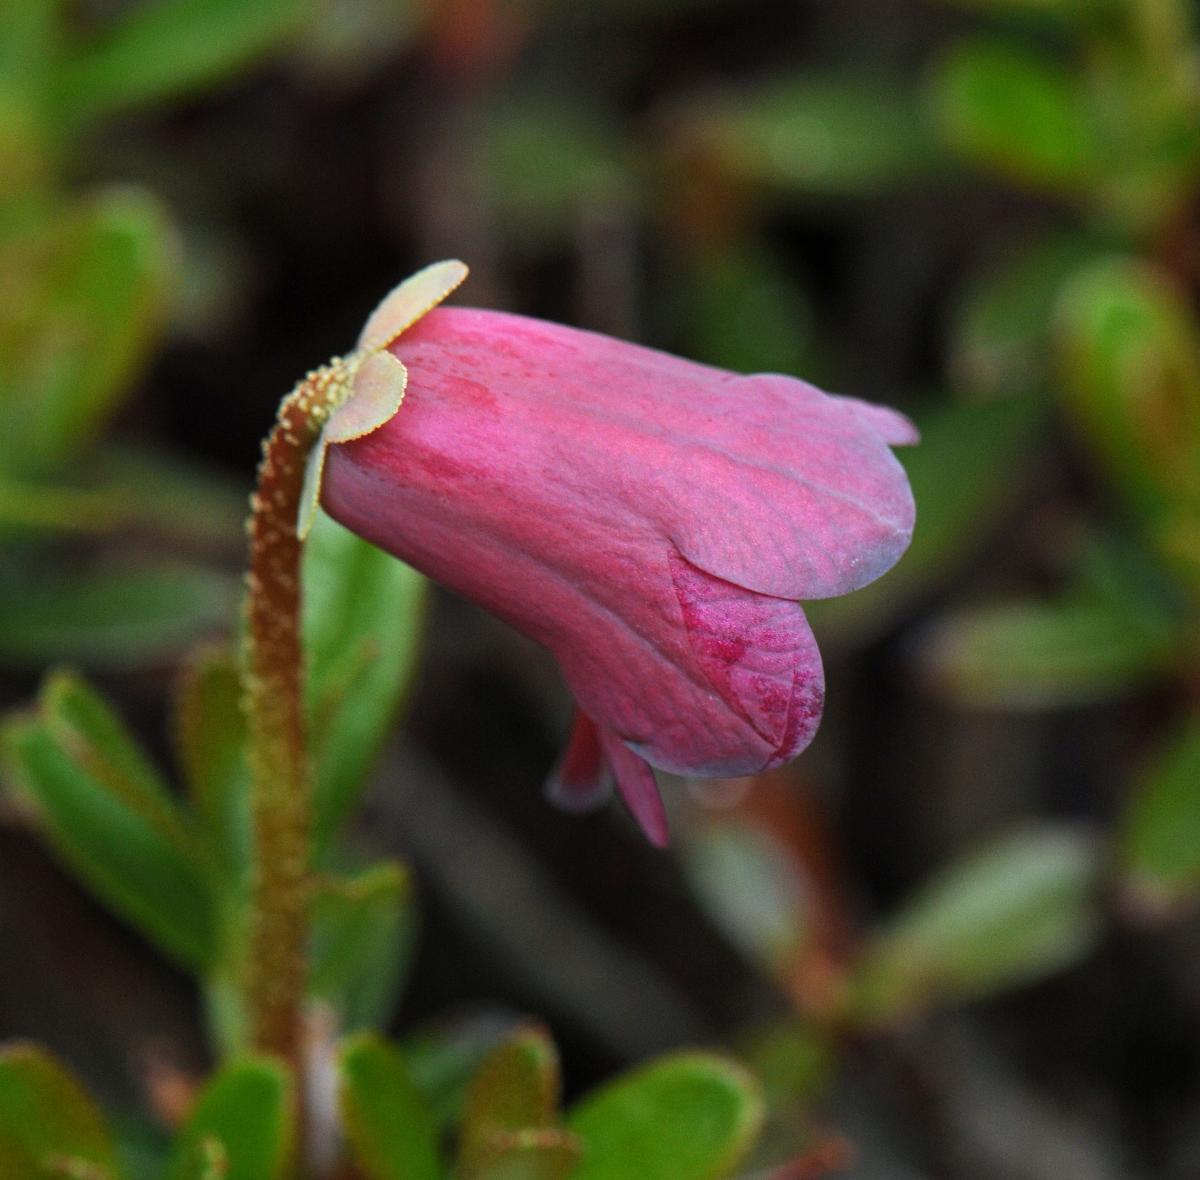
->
42;669;191;848
848;827;1102;1025
166;1058;292;1180
1;714;216;968
339;1034;441;1180
0;1044;120;1180
568;1053;764;1180
931;39;1101;191
0;190;173;476
310;861;415;1033
49;0;311;124
1120;717;1200;913
0;563;236;670
459;1026;567;1178
477;96;633;238
1055;256;1200;573
692;72;935;196
304;510;427;855
807;394;1045;643
174;645;251;875
951;230;1109;397
919;592;1179;709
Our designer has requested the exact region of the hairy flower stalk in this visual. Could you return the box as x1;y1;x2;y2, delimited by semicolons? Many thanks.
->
243;363;344;1068
241;263;467;1069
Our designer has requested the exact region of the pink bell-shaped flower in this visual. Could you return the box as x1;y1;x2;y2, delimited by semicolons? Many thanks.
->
321;273;916;846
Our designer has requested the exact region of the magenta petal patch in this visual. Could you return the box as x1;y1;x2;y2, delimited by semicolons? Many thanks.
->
600;728;670;848
545;709;612;813
669;550;824;768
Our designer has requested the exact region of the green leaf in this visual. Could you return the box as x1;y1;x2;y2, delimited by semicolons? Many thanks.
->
680;821;810;978
0;190;173;477
919;594;1179;709
567;1053;764;1180
1120;717;1200;913
304;510;427;856
0;1044;121;1180
49;0;311;125
848;827;1102;1025
0;562;236;670
401;1020;515;1131
807;394;1045;643
677;242;816;378
458;1026;574;1179
174;645;251;876
310;861;415;1033
691;72;935;196
1;704;216;968
166;1058;292;1180
477;96;633;239
339;1034;442;1180
951;230;1109;398
88;445;248;550
930;39;1101;192
1055;256;1200;574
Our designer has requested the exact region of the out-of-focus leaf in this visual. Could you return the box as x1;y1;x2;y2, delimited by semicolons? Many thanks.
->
166;1058;292;1180
1055;256;1200;574
50;0;311;124
1;709;216;968
1120;717;1200;913
733;1020;836;1175
114;1115;171;1180
919;595;1179;709
678;242;816;377
339;1034;442;1180
0;1044;120;1180
807;394;1045;643
0;190;173;475
951;230;1108;397
477;96;633;239
930;40;1101;192
0;562;235;669
458;1026;573;1178
310;861;415;1033
402;1017;515;1130
567;1053;764;1180
681;821;810;978
691;73;935;195
0;479;125;536
89;446;247;550
174;645;251;875
848;827;1102;1025
304;509;427;856
735;1019;832;1113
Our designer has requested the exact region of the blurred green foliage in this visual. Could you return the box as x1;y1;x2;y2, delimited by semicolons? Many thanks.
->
1;0;1200;1174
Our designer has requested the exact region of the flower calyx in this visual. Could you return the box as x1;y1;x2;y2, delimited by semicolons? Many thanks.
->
296;259;469;540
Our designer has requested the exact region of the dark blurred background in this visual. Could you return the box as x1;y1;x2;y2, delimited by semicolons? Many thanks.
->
3;0;1200;1176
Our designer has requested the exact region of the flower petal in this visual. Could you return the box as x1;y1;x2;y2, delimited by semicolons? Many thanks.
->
326;351;408;443
600;728;670;847
545;709;612;813
667;550;824;767
356;260;470;353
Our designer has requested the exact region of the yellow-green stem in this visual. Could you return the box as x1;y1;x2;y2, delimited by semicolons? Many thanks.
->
243;362;347;1070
